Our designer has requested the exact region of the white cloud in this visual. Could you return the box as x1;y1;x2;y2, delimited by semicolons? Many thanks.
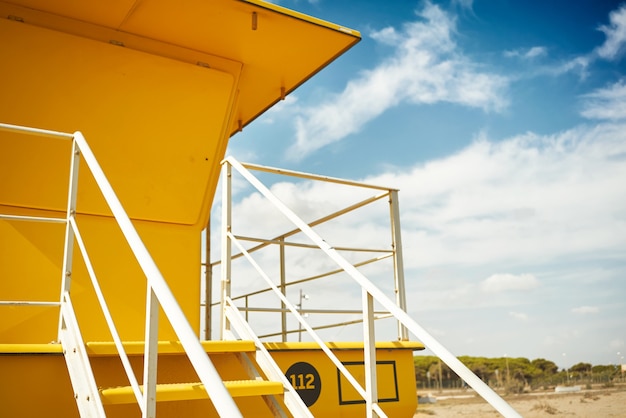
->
596;4;626;60
287;2;508;160
259;95;298;125
225;117;626;291
367;121;626;270
504;46;547;59
545;56;590;78
610;339;624;350
509;311;529;321
481;274;539;293
571;306;600;314
525;46;547;58
523;4;626;79
581;79;626;120
452;0;474;11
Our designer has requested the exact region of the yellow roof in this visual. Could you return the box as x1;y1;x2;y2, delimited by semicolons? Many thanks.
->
1;0;360;136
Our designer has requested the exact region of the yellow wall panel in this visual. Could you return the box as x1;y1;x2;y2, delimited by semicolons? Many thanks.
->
0;210;200;342
0;18;234;227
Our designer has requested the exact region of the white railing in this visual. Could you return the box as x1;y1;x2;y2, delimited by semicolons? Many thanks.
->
0;123;242;418
218;156;522;418
208;162;408;342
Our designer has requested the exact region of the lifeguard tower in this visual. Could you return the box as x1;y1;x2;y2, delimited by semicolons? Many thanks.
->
0;1;521;417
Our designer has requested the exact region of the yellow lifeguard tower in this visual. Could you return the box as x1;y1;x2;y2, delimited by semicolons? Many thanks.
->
0;1;521;417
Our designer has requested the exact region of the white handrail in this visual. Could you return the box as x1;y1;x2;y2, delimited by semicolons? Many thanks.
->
0;214;66;223
69;216;144;409
0;122;73;139
72;132;243;418
222;156;522;418
223;296;314;418
1;123;243;418
0;301;61;306
227;230;389;418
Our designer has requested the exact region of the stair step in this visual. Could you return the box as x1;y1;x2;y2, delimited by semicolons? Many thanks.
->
100;380;284;404
0;343;63;355
85;340;256;356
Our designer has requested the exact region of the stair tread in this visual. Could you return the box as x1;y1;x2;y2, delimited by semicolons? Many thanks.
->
100;380;284;404
0;343;63;355
85;340;256;356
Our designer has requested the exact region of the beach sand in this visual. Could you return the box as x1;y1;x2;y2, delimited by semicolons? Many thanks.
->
414;385;626;417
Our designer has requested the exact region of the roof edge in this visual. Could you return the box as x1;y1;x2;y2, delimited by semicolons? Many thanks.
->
240;0;361;39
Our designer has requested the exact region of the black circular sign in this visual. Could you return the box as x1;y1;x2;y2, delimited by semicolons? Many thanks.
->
285;361;321;406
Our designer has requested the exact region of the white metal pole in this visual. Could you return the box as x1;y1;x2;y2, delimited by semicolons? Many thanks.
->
280;238;287;342
220;163;233;340
142;287;159;418
58;139;80;338
362;289;378;418
389;190;409;341
204;222;212;340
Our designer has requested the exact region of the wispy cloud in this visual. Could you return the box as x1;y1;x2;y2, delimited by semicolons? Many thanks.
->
508;4;626;79
504;46;548;59
572;306;600;314
229;114;626;278
222;117;626;321
595;4;626;60
581;79;626;120
481;274;539;293
287;2;508;160
452;0;474;12
509;311;529;321
369;123;626;271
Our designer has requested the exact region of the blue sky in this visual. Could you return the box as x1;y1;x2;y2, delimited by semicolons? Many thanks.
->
214;0;626;369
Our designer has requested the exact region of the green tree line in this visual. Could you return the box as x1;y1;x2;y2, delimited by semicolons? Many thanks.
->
414;355;622;393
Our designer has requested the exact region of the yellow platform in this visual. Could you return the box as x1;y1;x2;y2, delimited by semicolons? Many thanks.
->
0;341;424;417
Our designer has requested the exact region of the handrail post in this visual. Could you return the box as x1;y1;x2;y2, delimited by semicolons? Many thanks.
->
279;237;287;342
204;222;212;340
220;162;233;339
362;289;378;418
58;138;81;339
389;190;408;341
142;287;159;418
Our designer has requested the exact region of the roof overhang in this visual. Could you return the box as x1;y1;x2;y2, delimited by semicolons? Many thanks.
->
0;0;361;136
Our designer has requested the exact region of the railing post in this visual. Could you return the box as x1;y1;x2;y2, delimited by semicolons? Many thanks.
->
142;287;159;418
389;190;408;341
220;162;233;339
362;289;378;418
279;237;287;342
58;138;81;339
203;223;212;340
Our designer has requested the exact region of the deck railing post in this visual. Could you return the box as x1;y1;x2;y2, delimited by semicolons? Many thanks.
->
389;190;408;341
362;289;378;418
204;222;212;340
142;287;159;418
279;237;287;342
220;162;233;339
58;138;81;339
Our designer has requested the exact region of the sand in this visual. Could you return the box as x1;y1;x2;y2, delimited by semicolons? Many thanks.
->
414;385;626;417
